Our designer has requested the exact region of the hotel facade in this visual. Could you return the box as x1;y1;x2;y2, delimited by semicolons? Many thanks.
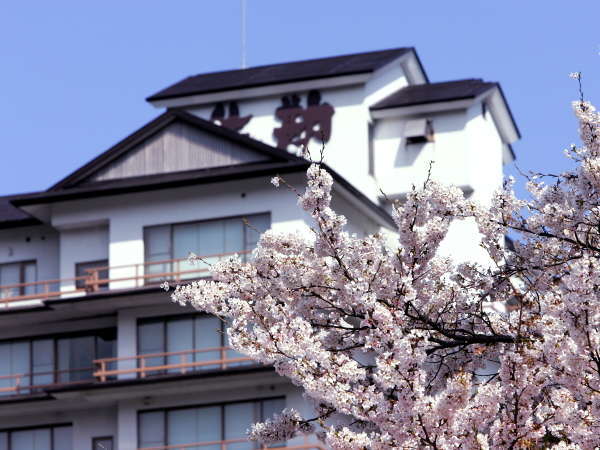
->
0;48;519;449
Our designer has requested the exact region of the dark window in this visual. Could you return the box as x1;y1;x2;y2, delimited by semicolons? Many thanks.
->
137;315;250;377
75;260;109;291
0;329;116;395
0;424;72;450
144;213;270;283
139;398;285;449
92;436;113;450
0;261;37;299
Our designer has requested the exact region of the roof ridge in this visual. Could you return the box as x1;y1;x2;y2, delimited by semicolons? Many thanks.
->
147;48;416;101
166;47;412;80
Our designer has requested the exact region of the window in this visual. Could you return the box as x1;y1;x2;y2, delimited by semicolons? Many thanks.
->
0;329;116;395
137;315;249;377
92;436;113;450
0;261;36;299
139;398;285;449
75;260;109;291
404;118;434;144
144;213;270;282
0;424;72;450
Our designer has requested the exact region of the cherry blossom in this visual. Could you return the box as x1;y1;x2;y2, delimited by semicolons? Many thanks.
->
172;98;600;449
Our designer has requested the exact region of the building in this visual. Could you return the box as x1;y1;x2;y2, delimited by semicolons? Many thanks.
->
0;48;519;449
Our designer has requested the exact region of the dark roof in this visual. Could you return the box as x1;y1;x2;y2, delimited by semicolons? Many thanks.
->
0;195;40;229
49;109;302;191
147;48;415;101
371;79;497;110
11;110;396;229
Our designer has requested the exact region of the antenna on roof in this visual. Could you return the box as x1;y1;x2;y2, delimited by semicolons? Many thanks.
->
241;0;247;69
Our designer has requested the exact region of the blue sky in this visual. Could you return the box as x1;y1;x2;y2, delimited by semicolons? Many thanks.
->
1;1;599;199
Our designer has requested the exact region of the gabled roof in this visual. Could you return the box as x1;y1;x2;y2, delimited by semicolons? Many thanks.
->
11;110;395;228
371;79;498;110
50;109;303;191
147;48;414;101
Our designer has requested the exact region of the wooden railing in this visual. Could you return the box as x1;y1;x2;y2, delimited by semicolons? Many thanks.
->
94;346;255;381
139;437;326;450
0;347;256;399
0;367;95;395
0;250;250;306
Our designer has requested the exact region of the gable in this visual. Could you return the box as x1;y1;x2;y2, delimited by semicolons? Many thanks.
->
83;121;270;184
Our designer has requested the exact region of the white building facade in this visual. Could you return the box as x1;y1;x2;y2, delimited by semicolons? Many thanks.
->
0;48;519;450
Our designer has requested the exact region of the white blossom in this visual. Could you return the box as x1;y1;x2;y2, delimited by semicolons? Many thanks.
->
171;100;600;448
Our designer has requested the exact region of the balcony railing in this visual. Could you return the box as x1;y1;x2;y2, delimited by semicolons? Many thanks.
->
0;366;96;395
0;250;250;306
94;346;256;381
0;346;258;399
139;437;326;450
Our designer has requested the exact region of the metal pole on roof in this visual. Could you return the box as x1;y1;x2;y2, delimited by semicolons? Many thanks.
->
241;0;247;69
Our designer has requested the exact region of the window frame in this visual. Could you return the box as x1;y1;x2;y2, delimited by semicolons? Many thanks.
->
0;327;117;391
0;259;37;297
75;259;109;290
92;435;114;450
0;423;72;450
143;212;271;263
136;313;226;371
137;397;285;449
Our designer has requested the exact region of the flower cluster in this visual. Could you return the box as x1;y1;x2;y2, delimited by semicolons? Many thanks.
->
172;100;600;449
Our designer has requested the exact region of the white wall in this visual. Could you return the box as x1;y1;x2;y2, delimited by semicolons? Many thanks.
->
0;225;59;303
59;224;109;292
373;110;469;197
188;84;382;202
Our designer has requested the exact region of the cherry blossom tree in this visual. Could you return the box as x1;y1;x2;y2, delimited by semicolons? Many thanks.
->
172;92;600;449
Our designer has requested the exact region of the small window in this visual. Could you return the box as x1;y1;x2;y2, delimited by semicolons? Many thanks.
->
92;436;113;450
75;260;109;291
405;118;434;144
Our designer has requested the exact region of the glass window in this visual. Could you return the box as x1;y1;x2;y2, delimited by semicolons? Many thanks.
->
137;315;252;377
75;260;108;291
144;214;270;283
0;425;71;450
0;329;116;394
0;261;37;299
32;339;54;386
140;399;284;449
144;225;172;282
58;336;95;382
139;411;165;448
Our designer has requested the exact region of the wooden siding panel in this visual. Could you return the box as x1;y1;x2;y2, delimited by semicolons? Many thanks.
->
88;123;269;182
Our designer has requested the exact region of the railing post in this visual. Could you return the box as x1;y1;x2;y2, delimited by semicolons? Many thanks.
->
44;283;49;300
99;361;106;383
176;259;181;283
135;264;139;288
140;358;146;379
93;270;100;292
181;353;187;374
221;347;227;370
14;375;20;394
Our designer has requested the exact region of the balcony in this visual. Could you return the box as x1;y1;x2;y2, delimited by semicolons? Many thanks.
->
0;346;258;398
94;347;256;381
0;251;249;308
